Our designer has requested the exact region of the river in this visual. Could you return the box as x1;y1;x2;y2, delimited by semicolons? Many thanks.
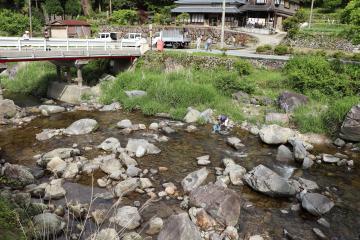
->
0;94;359;239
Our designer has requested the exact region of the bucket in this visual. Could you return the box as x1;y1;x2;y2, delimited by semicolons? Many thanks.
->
156;40;164;51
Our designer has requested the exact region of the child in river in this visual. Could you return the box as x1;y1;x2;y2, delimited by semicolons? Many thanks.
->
213;115;229;133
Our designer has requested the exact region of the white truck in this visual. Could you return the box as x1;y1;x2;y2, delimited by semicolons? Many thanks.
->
152;29;190;49
97;32;147;48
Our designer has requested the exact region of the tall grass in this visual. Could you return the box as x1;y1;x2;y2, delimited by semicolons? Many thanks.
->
0;62;57;97
101;67;249;122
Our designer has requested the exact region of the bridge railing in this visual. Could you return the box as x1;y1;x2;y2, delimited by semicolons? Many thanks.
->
0;37;137;51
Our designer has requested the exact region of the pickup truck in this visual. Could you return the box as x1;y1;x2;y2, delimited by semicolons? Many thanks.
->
152;29;190;49
121;33;147;47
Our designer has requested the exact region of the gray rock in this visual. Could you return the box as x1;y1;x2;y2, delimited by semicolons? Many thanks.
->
243;164;296;197
158;213;201;240
184;108;201;123
97;137;120;152
117;119;132;129
317;218;330;228
296;178;319;191
340;104;360;142
223;160;246;186
36;129;64;141
278;91;308;112
189;183;241;226
302;157;314;169
259;125;295;145
186;125;198;133
46;157;67;175
44;179;66;200
181;167;209;193
39;148;80;167
122;232;142;240
199;109;214;123
0;99;18;118
27;183;48;198
220;226;239;240
289;139;308;162
301;193;335;216
114;178;140;197
126;165;142;177
226;137;244;150
232;91;250;103
100;157;122;175
333;138;346;147
146;217;163;235
265;112;289;124
64;119;98;135
88;228;119;240
63;162;79;179
149;122;159;131
2;163;35;187
126;138;161;155
33;213;66;238
312;228;327;240
196;155;211;166
119;152;138;167
99;102;121;112
162;126;175;134
322;154;340;163
276;145;294;163
125;90;147;98
39;105;65;116
109;206;141;230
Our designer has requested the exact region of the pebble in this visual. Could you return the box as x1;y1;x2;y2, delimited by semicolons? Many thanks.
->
313;228;327;240
317;218;330;228
158;167;168;172
134;201;141;207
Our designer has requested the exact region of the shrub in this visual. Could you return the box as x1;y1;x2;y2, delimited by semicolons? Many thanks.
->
0;9;41;36
274;45;290;55
176;13;190;25
111;10;139;25
256;44;272;53
213;71;241;96
284;54;357;96
233;59;253;75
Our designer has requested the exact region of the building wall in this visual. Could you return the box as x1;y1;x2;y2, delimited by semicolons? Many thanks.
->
50;27;68;38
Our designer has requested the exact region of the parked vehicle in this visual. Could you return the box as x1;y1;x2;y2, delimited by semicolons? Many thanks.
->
152;29;190;49
121;33;147;47
97;32;118;41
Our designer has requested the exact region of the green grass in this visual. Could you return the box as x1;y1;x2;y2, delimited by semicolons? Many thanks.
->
0;197;25;240
0;62;57;97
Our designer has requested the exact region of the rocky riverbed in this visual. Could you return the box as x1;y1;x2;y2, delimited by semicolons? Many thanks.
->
0;97;359;240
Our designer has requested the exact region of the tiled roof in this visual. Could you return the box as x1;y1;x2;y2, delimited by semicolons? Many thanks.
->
172;6;242;13
175;0;246;4
49;20;90;26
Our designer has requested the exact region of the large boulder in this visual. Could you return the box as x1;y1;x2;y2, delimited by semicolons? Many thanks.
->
38;148;81;167
181;168;209;193
340;104;360;142
259;125;295;145
184;108;201;123
301;193;335;216
289;139;308;162
2;163;35;187
33;213;66;238
189;183;241;226
36;129;64;141
199;109;214;123
109;206;141;230
223;159;246;186
278;91;308;112
243;165;297;197
158;213;202;240
64;119;98;135
44;179;66;200
0;99;18;118
97;137;120;152
125;138;161;156
38;105;65;116
117;119;132;129
100;157;122;175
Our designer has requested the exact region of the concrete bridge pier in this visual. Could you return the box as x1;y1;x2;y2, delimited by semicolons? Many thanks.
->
0;64;7;100
75;60;89;87
0;84;3;100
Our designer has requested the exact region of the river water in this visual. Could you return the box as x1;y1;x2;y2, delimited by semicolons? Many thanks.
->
0;96;359;239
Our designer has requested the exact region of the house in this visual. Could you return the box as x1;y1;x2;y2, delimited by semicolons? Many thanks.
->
47;20;91;38
171;0;300;30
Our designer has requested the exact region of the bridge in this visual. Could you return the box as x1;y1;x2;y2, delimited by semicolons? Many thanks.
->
0;37;146;102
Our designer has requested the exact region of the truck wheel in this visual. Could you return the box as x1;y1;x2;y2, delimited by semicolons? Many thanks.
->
172;43;180;49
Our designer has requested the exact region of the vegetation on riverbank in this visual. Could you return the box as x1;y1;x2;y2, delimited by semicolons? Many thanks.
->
101;51;359;136
0;197;25;240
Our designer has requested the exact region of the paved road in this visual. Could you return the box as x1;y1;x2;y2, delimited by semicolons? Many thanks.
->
172;48;290;61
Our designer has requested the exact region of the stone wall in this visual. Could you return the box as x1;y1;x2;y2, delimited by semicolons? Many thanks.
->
99;25;255;45
138;52;285;72
282;34;358;52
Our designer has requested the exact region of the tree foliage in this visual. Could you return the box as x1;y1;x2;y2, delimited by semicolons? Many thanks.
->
44;0;63;16
0;9;41;35
65;0;81;16
111;9;138;25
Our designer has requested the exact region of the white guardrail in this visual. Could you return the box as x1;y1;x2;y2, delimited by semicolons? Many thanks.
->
0;37;136;51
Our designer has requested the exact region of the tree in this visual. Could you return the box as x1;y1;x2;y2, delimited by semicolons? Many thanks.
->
65;0;81;17
322;0;342;12
111;9;138;25
176;12;190;25
341;0;360;25
44;0;63;16
0;9;41;35
81;0;92;15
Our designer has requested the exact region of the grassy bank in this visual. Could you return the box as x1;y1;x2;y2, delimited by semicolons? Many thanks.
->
101;51;359;136
0;197;25;240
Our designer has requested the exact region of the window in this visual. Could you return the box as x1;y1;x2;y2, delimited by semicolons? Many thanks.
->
191;14;204;23
284;0;290;8
256;0;266;4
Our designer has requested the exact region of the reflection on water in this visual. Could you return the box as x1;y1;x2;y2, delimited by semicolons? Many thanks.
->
0;109;359;239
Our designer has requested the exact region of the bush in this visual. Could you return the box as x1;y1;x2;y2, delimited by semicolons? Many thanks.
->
274;45;290;55
176;13;190;25
213;71;241;96
111;10;139;25
256;44;272;53
1;62;57;96
233;59;253;75
284;54;357;96
0;9;41;36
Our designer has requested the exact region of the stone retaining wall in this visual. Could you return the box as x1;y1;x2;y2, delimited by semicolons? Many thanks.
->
99;25;255;45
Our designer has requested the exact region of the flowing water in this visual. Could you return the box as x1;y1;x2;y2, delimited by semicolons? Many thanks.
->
0;96;359;239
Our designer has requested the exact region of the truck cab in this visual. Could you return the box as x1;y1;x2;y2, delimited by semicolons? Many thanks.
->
97;32;118;41
121;33;147;47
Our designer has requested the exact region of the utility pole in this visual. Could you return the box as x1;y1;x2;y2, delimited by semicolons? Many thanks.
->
220;0;226;49
109;0;112;15
309;0;315;29
29;0;32;37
